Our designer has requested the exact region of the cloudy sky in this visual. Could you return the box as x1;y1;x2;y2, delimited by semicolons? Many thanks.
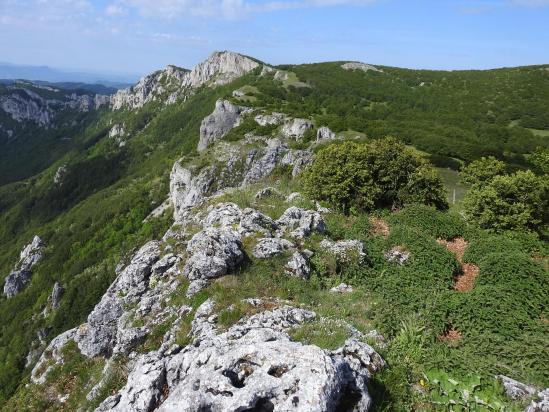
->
1;0;548;77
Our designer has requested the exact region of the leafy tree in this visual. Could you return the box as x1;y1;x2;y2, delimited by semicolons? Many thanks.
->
463;170;548;232
460;156;506;186
303;137;448;213
530;147;549;175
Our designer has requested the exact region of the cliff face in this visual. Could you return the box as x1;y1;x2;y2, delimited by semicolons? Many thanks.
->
0;84;109;129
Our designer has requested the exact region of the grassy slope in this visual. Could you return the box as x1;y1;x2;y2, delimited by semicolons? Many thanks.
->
0;63;548;409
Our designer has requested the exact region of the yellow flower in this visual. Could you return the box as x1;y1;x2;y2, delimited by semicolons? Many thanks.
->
420;379;426;387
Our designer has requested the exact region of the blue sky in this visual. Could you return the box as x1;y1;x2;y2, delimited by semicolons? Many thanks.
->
1;0;549;77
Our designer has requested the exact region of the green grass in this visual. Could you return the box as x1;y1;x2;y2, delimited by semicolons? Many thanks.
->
436;167;468;210
527;128;549;137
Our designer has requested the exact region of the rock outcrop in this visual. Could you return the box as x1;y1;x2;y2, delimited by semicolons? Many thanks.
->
183;228;244;296
98;298;385;412
285;251;313;279
198;99;250;151
330;283;354;294
316;126;336;142
497;375;537;401
281;118;314;140
320;239;366;260
384;247;410;265
276;207;326;239
255;112;285;126
253;238;295;259
3;235;45;298
75;241;161;357
341;62;383;73
170;162;214;223
526;388;549;412
31;328;77;384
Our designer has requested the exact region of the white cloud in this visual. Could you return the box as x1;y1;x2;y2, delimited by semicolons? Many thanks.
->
106;4;128;16
115;0;378;19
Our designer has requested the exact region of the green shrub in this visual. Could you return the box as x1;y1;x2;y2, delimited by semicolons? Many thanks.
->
303;138;448;214
463;232;546;264
463;170;548;232
388;204;466;240
460;156;506;186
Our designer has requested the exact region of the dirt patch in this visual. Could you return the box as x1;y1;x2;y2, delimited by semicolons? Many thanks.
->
437;237;479;292
438;327;462;342
454;263;479;292
437;237;467;261
370;217;390;237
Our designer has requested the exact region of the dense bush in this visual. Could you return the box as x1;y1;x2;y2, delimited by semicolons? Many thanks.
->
463;170;548;232
388;204;466;239
463;231;546;264
460;156;506;186
303;138;448;214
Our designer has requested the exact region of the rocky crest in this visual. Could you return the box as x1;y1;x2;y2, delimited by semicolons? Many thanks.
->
112;51;261;110
341;62;383;73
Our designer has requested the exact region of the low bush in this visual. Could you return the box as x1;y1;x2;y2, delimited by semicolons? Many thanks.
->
388;204;466;240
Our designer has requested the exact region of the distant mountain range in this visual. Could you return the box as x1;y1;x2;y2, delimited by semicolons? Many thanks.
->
0;62;138;88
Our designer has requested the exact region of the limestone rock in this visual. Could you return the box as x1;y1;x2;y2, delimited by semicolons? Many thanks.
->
48;282;65;310
316;126;336;142
243;138;288;185
281;118;314;140
183;51;260;88
108;123;125;138
286;192;303;202
112;51;260;110
285;251;312;279
239;208;278;237
526;389;549;412
75;241;160;358
384;247;410;265
320;239;366;260
170;161;213;222
255;186;283;200
3;235;45;298
183;228;244;295
198;99;250;151
111;65;189;110
253;238;295;259
96;352;166;412
203;203;277;237
204;202;242;229
255;112;285;126
341;62;383;73
330;283;354;294
31;328;77;384
153;299;383;412
497;375;537;401
277;207;326;238
53;165;67;185
281;149;314;177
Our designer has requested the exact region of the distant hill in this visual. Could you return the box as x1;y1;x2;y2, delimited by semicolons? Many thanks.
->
0;62;138;87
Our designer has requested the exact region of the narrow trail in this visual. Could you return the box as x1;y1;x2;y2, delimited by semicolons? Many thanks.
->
437;237;479;292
